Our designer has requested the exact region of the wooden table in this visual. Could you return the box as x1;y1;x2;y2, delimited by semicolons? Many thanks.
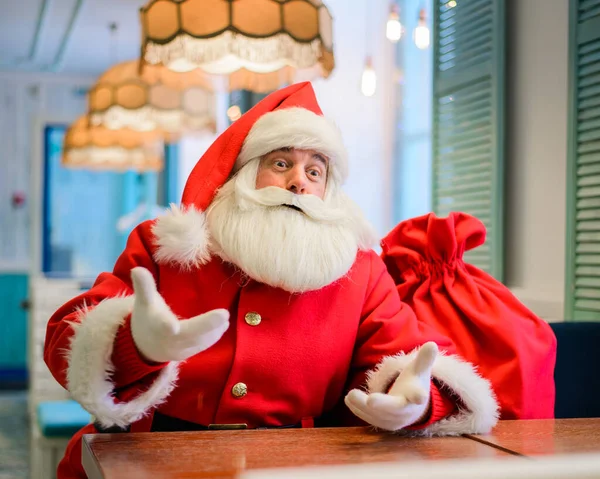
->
467;418;600;457
82;420;600;479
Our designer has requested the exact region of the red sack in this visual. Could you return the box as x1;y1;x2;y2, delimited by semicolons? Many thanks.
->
381;212;557;419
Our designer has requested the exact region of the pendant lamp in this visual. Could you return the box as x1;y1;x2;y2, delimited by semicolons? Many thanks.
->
139;0;335;92
88;60;216;134
62;116;164;172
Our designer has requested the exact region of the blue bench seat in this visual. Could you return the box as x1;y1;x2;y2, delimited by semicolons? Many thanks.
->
37;400;91;437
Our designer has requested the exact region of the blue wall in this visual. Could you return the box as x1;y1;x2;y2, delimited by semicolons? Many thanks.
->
43;126;159;277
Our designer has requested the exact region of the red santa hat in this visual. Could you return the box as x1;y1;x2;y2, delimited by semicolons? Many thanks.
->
181;81;348;212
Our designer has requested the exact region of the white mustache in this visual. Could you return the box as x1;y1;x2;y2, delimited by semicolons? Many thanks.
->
234;184;350;223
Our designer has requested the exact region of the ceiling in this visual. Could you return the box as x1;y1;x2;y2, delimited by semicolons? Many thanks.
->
0;0;146;76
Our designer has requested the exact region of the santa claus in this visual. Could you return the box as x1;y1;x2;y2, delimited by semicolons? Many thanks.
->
44;82;498;478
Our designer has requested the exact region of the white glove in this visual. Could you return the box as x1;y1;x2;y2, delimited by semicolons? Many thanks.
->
344;342;438;431
130;267;230;363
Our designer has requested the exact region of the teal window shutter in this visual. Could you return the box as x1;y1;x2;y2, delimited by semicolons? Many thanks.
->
432;0;505;280
159;143;180;207
565;0;600;320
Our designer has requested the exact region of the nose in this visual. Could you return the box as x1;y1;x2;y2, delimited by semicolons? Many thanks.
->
286;166;308;194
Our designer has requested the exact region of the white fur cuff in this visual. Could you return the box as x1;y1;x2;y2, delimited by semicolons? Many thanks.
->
66;296;180;429
367;347;499;436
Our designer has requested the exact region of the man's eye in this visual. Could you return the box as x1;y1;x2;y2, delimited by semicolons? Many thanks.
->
308;169;321;177
274;160;287;168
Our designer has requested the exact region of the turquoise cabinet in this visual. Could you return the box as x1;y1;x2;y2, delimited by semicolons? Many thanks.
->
0;273;28;385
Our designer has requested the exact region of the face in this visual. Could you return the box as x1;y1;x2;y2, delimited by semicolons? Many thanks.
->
256;148;328;199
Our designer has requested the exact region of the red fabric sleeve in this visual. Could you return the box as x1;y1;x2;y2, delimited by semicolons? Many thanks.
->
348;254;456;381
109;315;167;387
44;220;166;395
406;381;458;430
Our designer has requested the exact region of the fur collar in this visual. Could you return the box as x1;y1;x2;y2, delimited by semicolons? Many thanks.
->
151;205;212;270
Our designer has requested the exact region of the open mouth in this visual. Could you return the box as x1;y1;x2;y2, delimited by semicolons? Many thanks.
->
284;204;303;213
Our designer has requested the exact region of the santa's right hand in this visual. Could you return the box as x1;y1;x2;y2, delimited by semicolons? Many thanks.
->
130;267;230;363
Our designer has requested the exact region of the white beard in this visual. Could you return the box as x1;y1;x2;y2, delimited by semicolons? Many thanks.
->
205;159;376;293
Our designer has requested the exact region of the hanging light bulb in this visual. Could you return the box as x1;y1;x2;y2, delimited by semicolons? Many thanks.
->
386;4;402;43
361;57;377;97
414;8;431;50
227;105;242;122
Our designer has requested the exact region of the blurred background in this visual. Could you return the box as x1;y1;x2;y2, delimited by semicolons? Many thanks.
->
0;0;595;477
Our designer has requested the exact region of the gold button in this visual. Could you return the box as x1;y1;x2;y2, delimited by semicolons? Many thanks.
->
231;382;248;398
244;312;261;326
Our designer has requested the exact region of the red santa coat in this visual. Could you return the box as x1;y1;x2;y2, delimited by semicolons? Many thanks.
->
44;211;498;478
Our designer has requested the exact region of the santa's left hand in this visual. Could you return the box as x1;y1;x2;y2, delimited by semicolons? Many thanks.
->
344;342;438;431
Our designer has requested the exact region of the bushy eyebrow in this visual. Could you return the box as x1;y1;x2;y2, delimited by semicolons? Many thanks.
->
269;147;292;155
312;154;327;167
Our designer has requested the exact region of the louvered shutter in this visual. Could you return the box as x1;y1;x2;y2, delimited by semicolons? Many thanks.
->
432;0;505;280
158;143;180;207
565;0;600;319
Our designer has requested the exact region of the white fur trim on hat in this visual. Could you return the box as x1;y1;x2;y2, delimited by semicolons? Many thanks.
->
152;204;211;270
65;296;180;429
236;107;348;183
367;347;499;436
